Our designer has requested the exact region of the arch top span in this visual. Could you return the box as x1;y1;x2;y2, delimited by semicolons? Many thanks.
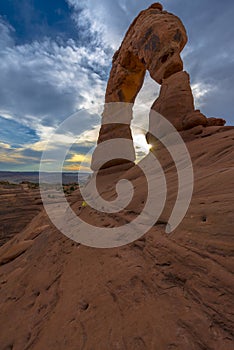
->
91;3;226;171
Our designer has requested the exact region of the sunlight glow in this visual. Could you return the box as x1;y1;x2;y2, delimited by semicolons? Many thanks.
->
133;134;152;154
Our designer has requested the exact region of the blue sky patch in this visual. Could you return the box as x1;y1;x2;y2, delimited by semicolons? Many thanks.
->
0;116;39;147
0;0;79;44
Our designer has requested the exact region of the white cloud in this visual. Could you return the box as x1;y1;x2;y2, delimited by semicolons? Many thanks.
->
0;15;110;170
0;17;15;49
66;0;134;49
76;125;99;145
0;19;110;140
133;72;160;131
0;0;233;171
191;82;214;109
0;142;11;149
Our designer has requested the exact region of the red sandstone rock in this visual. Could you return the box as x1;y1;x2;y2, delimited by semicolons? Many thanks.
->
0;127;233;350
92;2;226;169
207;117;226;127
0;4;233;349
149;71;224;133
105;4;187;104
151;71;195;131
0;240;33;265
183;110;208;130
92;3;188;169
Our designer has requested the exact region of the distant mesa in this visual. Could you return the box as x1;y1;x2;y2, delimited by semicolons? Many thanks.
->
91;2;226;170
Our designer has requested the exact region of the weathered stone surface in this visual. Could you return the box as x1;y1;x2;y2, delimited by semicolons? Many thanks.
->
0;127;233;350
151;71;195;131
106;4;187;102
149;71;225;133
0;183;42;246
0;240;33;265
92;3;187;169
92;2;226;170
207;117;226;127
92;103;136;170
105;3;187;104
183;110;208;130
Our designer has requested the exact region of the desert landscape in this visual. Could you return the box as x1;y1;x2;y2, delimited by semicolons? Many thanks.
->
0;2;233;350
0;123;233;350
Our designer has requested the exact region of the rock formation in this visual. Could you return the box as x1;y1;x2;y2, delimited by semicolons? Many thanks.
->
0;183;42;246
151;71;207;131
92;3;188;170
147;71;225;144
92;2;226;170
0;4;233;349
0;126;233;350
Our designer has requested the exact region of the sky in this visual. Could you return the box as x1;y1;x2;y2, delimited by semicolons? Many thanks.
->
0;0;233;171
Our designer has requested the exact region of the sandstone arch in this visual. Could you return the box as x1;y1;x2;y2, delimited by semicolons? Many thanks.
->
91;3;225;170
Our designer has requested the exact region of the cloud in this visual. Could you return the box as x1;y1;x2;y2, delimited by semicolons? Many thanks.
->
191;82;214;109
0;0;233;171
63;164;91;172
0;141;11;150
66;153;91;163
0;142;39;166
0;12;111;170
0;33;109;128
164;0;234;122
65;152;92;172
67;0;234;123
0;17;14;49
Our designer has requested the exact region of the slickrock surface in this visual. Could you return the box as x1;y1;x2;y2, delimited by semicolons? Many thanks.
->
0;126;233;350
0;183;42;246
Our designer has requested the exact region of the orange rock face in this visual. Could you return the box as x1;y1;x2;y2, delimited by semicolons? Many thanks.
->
0;126;233;350
149;71;226;132
92;2;226;170
151;71;196;131
92;3;188;170
105;4;187;103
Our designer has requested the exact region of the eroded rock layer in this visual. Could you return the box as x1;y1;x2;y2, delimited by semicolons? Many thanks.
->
0;126;233;350
105;3;187;103
92;3;226;170
92;3;188;170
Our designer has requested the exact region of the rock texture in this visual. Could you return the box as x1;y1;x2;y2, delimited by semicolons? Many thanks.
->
150;71;207;131
92;3;226;170
0;126;233;349
105;3;187;103
0;4;233;350
148;70;226;134
0;183;42;246
92;2;188;170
